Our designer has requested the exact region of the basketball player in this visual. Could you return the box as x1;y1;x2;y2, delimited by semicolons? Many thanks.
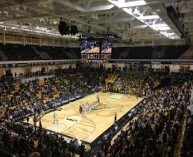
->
96;95;100;103
86;102;90;112
114;112;117;123
79;105;83;114
53;111;58;124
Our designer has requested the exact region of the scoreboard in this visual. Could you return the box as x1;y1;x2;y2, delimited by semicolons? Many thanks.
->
80;39;112;60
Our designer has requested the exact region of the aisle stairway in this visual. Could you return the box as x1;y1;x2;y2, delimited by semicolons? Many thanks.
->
179;46;193;59
62;48;78;59
32;46;52;60
174;108;188;157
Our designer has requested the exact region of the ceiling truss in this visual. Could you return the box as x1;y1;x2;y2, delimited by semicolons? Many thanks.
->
0;0;192;46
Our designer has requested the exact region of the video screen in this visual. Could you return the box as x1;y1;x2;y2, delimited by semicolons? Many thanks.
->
80;40;100;54
101;40;112;53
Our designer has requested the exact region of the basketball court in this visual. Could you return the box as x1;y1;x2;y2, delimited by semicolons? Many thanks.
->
27;92;143;143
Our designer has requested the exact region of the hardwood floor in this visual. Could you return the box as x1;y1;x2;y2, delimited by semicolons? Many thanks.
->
28;92;143;143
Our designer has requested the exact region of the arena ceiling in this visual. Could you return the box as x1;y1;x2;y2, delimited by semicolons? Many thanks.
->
0;0;193;46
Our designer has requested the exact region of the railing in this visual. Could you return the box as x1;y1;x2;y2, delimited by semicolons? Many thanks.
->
0;59;81;64
0;58;193;64
107;58;193;63
0;59;80;68
0;59;193;69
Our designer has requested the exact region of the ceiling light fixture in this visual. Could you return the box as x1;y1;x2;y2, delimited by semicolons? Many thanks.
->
108;0;146;8
138;15;159;20
108;0;180;39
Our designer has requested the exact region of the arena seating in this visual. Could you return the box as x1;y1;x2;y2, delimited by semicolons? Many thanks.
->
0;68;101;121
96;73;191;157
106;66;153;96
0;67;103;156
111;45;190;59
110;82;187;156
181;110;193;156
0;44;80;61
44;47;80;60
0;44;190;61
0;44;41;61
0;66;192;157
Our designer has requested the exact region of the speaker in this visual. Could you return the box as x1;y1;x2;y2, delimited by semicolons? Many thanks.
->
70;25;78;35
58;21;69;35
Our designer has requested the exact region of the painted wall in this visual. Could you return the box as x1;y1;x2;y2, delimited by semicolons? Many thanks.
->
151;64;162;69
169;64;180;72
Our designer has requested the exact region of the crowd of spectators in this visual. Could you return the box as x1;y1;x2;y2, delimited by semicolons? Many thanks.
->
0;67;102;121
97;74;192;157
106;66;153;96
0;121;85;157
110;73;151;96
181;108;193;157
0;67;104;156
15;70;54;80
0;66;192;157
